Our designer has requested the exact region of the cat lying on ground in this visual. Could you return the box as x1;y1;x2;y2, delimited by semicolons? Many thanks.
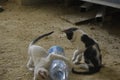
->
62;27;102;74
27;31;71;80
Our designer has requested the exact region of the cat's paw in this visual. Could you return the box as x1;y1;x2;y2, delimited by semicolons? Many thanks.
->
73;61;80;65
72;57;75;62
28;68;34;72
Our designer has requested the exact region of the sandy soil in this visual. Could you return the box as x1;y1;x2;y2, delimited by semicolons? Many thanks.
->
0;1;120;80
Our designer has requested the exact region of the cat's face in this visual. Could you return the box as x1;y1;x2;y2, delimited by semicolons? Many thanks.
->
63;27;87;49
62;27;78;40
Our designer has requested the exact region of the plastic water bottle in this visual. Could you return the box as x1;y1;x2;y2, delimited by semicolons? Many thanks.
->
48;46;65;56
48;46;69;80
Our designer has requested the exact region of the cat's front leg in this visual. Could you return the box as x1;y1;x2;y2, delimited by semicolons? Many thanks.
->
73;63;89;72
48;54;68;61
48;54;72;68
72;50;83;64
33;72;37;80
79;63;89;70
73;54;82;64
72;49;80;61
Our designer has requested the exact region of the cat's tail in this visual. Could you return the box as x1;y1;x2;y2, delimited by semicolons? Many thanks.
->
29;31;54;47
72;67;101;75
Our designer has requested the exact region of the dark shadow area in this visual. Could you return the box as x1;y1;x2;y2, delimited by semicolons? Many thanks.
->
98;66;120;80
102;10;120;37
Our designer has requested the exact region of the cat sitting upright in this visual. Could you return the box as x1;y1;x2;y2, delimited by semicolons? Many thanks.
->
27;31;71;80
62;27;102;74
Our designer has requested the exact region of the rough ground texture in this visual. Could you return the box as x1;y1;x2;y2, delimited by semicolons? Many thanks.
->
0;1;120;80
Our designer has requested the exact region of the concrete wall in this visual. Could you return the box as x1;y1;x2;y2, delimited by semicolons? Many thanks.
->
10;0;22;5
13;0;63;5
11;0;75;6
22;0;47;5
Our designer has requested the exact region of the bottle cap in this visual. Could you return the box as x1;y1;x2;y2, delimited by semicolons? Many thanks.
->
48;46;65;56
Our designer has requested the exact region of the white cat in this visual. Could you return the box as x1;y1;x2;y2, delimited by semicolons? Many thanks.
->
63;27;102;74
27;31;71;80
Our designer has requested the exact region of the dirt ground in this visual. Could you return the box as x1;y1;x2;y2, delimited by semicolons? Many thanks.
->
0;1;120;80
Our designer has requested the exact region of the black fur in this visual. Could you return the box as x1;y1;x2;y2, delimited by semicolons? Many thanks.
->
72;45;102;74
81;34;95;48
30;31;54;46
72;34;102;74
62;27;78;40
81;34;101;51
0;6;4;12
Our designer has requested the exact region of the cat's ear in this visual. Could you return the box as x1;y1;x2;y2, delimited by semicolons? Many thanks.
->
39;70;48;79
62;27;78;40
62;30;73;40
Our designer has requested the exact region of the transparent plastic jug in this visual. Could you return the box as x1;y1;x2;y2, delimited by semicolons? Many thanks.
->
48;46;69;80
